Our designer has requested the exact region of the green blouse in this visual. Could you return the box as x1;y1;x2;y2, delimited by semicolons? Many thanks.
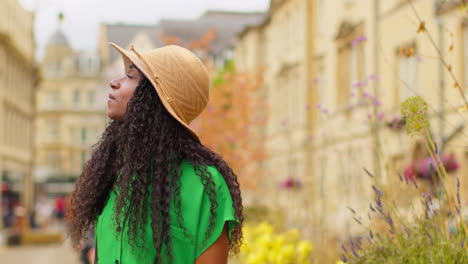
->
95;160;239;263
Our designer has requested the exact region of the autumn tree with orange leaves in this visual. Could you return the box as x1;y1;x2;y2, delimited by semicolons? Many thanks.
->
194;62;267;190
160;29;267;190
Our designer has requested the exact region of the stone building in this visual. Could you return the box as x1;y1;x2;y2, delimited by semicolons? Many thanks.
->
34;27;106;194
236;0;468;243
0;0;37;228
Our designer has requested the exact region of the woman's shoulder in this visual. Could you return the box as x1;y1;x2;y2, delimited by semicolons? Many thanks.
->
179;160;227;190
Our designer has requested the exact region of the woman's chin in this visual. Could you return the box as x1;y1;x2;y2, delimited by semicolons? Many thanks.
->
107;111;120;120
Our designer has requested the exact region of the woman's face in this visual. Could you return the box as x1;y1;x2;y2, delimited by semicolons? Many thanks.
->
107;64;143;120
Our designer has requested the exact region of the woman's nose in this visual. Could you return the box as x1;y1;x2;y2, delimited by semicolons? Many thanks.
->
110;79;119;89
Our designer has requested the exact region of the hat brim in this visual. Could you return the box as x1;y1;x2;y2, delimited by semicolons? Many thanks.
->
108;42;202;143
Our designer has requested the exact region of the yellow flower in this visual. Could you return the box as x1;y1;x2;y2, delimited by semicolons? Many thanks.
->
239;222;314;264
285;228;300;242
297;240;313;259
401;96;429;136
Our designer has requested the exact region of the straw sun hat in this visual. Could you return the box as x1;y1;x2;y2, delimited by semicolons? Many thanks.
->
109;42;210;143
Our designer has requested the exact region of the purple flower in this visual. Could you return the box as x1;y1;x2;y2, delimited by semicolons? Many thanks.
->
415;55;423;62
351;35;368;47
322;108;329;114
352;81;363;88
377;112;385;121
410;153;460;181
368;74;379;81
348;104;355;110
374;99;382;107
356;35;368;42
317;103;322;109
363;91;370;98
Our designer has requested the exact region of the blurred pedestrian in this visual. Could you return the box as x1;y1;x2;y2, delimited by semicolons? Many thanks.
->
54;195;65;220
35;194;53;229
68;43;243;263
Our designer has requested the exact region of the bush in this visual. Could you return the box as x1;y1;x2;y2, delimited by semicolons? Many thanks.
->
340;184;468;263
234;222;313;264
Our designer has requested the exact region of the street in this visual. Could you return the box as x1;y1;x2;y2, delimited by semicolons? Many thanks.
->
0;239;80;264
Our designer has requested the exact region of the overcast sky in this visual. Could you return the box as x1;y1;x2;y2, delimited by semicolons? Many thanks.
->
19;0;269;59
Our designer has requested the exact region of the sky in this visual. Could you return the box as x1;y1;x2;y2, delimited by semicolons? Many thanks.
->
19;0;269;59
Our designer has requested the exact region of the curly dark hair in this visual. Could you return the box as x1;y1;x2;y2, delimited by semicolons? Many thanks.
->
68;77;244;263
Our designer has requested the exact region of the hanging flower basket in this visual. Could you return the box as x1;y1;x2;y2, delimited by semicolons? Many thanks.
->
279;177;302;190
404;153;460;183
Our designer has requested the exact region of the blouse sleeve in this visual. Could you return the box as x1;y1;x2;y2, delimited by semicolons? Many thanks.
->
193;165;239;258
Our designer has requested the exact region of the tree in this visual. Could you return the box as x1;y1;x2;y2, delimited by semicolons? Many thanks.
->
193;61;267;190
159;30;268;190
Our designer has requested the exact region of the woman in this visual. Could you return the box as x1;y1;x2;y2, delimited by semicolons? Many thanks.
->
68;43;243;264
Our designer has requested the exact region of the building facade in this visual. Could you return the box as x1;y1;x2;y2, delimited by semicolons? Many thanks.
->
311;0;468;240
235;0;317;230
236;0;468;243
0;0;37;228
34;29;107;193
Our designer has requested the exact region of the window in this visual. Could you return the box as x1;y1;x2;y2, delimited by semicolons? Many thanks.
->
73;89;80;105
316;0;326;35
49;62;62;76
69;126;77;144
81;151;87;168
81;127;87;144
46;90;60;107
88;91;95;106
74;57;80;71
88;58;94;72
69;152;75;170
45;151;61;169
336;33;365;107
397;56;418;100
396;43;419;102
46;120;59;140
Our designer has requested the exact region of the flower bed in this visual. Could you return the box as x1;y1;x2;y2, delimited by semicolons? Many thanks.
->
233;222;313;264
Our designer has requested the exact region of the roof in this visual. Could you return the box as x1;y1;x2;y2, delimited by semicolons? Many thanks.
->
157;11;266;55
48;29;70;47
105;23;161;62
237;13;269;38
103;10;265;61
